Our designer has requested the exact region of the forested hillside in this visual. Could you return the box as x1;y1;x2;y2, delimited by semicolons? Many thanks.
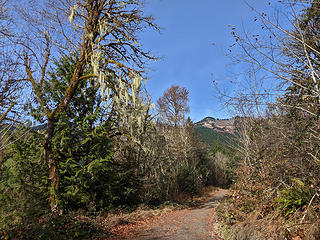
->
195;125;233;146
194;117;237;147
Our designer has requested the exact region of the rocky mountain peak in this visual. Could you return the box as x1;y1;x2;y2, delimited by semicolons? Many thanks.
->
195;117;236;134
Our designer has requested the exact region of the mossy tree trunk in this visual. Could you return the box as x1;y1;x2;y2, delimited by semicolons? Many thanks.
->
44;118;58;211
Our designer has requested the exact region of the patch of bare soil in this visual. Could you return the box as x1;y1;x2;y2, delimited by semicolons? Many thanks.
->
108;189;229;240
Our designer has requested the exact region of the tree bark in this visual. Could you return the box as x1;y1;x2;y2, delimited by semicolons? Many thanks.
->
44;117;58;211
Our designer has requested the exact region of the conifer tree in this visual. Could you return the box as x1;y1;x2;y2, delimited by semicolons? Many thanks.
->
18;0;158;210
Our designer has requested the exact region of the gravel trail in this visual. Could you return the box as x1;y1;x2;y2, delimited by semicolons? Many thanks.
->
127;189;228;240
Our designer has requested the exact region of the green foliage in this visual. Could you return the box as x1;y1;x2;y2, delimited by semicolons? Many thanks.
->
207;141;238;187
1;54;116;228
36;54;144;211
176;163;204;195
276;179;315;216
41;54;130;211
4;213;109;240
53;114;115;210
212;141;231;155
195;126;234;147
0;127;49;228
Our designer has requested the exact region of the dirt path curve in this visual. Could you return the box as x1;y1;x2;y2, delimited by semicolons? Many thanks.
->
126;189;228;240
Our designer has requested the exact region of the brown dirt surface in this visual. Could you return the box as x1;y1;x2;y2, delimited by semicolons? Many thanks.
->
108;189;229;240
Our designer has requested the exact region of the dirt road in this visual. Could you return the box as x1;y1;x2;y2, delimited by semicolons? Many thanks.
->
123;189;228;240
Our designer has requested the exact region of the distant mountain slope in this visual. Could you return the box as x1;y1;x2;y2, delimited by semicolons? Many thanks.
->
196;117;235;134
195;126;234;146
194;117;237;146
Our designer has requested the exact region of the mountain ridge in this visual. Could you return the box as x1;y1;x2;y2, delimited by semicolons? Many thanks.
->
194;116;237;147
195;116;236;134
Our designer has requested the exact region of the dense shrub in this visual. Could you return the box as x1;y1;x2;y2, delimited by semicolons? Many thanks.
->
0;128;49;228
276;179;315;216
217;113;320;239
176;163;204;195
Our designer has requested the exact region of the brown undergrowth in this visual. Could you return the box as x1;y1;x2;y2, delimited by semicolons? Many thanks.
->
215;116;320;240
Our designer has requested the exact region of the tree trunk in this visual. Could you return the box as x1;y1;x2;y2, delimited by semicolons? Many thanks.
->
0;149;3;166
44;118;58;212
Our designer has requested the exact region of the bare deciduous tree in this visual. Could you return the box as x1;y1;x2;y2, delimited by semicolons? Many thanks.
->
0;0;23;123
0;0;26;164
214;1;320;230
157;85;190;127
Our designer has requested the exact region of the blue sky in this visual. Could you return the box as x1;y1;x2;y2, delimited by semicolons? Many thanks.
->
140;0;272;122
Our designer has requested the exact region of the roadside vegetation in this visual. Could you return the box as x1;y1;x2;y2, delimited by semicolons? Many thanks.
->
215;1;320;239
